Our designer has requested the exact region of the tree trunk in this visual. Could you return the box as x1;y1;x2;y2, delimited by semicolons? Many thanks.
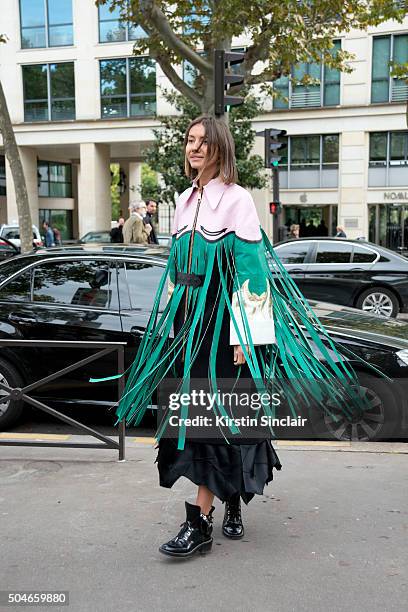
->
0;80;33;253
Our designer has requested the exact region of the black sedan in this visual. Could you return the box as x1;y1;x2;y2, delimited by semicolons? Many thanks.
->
0;244;407;442
274;237;408;318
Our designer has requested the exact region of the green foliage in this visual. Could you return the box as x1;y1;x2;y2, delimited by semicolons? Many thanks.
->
144;91;266;204
140;163;161;202
110;163;121;221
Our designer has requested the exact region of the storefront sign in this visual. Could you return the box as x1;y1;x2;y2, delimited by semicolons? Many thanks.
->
383;192;408;201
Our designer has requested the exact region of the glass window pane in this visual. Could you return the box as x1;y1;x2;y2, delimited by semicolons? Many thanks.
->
322;135;339;165
275;242;309;264
100;59;127;96
38;162;49;181
20;0;45;27
273;75;289;109
128;24;147;40
33;261;115;308
120;263;167;312
316;242;352;263
129;58;156;94
24;101;48;122
47;0;73;25
1;270;31;302
99;4;121;20
353;246;376;263
372;36;390;102
51;99;75;120
101;97;127;118
0;156;6;196
393;34;408;64
291;135;320;168
49;163;71;182
390;132;408;163
39;181;49;196
49;209;73;240
324;83;340;106
23;64;48;100
50;63;75;98
369;132;387;166
49;182;71;197
49;24;73;46
21;27;46;48
99;20;127;42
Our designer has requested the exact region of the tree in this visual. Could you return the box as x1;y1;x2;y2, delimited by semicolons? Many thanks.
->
97;0;407;114
0;34;33;253
144;91;266;203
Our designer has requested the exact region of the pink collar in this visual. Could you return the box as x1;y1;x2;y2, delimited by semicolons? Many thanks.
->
178;176;230;210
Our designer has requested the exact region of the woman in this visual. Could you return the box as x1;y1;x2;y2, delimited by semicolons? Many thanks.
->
111;115;373;559
288;223;300;239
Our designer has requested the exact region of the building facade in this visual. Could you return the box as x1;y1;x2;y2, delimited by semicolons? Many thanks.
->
0;0;407;249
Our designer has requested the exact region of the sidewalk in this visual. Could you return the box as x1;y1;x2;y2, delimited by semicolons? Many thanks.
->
1;439;407;612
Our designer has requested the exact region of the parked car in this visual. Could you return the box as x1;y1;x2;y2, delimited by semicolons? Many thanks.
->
0;244;407;442
273;237;408;318
0;224;43;249
0;237;19;260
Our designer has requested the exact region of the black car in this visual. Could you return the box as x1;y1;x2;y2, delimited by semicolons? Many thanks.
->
0;244;407;442
274;237;408;318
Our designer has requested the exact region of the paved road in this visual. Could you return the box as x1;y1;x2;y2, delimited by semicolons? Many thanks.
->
1;439;407;612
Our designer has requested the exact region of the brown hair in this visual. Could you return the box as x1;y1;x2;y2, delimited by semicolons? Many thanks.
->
184;115;238;184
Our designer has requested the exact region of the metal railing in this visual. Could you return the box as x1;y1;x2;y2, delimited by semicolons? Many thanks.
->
0;340;126;460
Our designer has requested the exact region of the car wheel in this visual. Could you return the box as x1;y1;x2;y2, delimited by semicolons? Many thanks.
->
309;373;400;442
355;287;399;318
0;358;24;428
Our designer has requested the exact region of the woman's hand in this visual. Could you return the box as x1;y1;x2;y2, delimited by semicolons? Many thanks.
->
233;345;250;365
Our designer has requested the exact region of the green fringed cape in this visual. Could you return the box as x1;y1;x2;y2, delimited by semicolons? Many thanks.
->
97;225;381;450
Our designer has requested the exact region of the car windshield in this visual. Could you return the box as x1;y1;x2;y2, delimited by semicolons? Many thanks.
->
2;228;37;240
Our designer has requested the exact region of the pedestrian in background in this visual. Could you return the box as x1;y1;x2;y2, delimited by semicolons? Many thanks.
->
335;225;347;238
42;221;55;247
110;217;125;243
123;203;151;245
289;223;300;239
144;199;159;244
53;226;62;246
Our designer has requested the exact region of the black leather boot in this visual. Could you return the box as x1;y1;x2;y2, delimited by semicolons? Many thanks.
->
222;492;244;539
159;501;214;558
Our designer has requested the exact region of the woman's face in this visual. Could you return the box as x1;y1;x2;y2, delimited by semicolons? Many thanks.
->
186;123;208;171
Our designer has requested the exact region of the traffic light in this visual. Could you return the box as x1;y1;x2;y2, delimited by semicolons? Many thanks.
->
269;202;282;216
214;49;245;116
264;129;287;168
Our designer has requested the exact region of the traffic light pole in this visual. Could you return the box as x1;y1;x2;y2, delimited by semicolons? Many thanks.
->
272;166;280;244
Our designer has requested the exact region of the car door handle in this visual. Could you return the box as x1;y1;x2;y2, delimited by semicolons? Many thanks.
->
349;268;364;272
289;268;304;273
8;314;36;324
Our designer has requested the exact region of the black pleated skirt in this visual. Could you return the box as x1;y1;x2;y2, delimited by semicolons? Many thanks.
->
155;257;282;504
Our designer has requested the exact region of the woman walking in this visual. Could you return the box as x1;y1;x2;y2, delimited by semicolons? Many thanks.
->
112;115;371;558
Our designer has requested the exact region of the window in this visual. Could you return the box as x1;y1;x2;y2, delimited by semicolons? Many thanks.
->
0;156;6;196
352;246;377;263
98;2;146;43
371;34;408;103
39;209;73;241
315;243;352;264
275;242;309;264
369;131;408;186
100;58;156;118
118;262;167;311
38;161;72;197
20;0;73;49
273;40;341;109
279;134;339;188
22;62;75;122
33;260;118;309
0;270;32;302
